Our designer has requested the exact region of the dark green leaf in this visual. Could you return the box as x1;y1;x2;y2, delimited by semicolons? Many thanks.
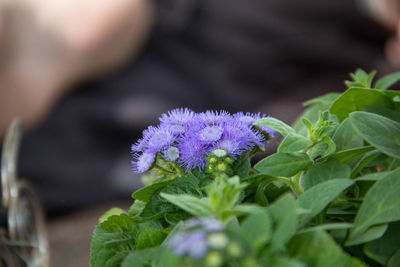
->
350;168;400;239
298;179;354;227
388;249;400;267
254;117;296;137
375;72;400;90
326;146;375;163
349;111;400;159
254;152;312;177
330;88;393;122
303;159;351;190
278;134;313;153
132;179;173;202
231;154;251;179
363;222;400;265
135;226;167;250
299;223;353;234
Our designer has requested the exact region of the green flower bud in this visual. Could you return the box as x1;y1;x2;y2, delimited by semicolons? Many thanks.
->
205;251;222;267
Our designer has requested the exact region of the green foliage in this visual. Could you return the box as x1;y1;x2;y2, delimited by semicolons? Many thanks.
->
91;69;400;267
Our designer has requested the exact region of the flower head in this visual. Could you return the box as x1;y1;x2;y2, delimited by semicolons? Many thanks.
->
168;217;225;259
131;151;155;173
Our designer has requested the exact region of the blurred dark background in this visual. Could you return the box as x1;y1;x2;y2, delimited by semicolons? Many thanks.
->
1;0;400;265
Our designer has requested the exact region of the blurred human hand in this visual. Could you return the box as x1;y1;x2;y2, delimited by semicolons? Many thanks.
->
0;0;154;136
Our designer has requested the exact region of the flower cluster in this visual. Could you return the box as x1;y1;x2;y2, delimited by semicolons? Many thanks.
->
168;217;226;259
131;108;276;173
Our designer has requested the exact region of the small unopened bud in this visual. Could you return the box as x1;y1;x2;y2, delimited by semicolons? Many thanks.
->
205;251;222;267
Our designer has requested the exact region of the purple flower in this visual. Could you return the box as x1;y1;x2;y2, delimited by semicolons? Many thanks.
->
164;146;180;162
131;108;276;174
168;217;225;259
233;112;277;138
131;151;155;173
169;231;208;259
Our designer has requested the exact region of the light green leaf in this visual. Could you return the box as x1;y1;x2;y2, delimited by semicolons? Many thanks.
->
345;224;388;246
298;179;354;227
364;222;400;265
267;194;297;249
254;152;312;177
350;168;400;239
349;111;400;159
375;72;400;90
99;208;126;224
330;88;393;122
303;93;341;106
332;118;364;151
160;193;212;217
287;230;367;267
241;210;272;250
364;106;400;123
278;134;313;153
303;159;351;190
308;136;336;159
254;117;296;137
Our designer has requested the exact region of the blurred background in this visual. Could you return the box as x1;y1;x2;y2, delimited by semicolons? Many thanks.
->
1;0;400;266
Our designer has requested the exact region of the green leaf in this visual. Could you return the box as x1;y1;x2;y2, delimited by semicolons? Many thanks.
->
287;230;367;267
254;117;296;137
267;194;298;249
349;111;400;159
278;134;313;153
303;93;341;107
345;224;388;246
160;193;212;217
299;223;353;234
128;200;146;218
298;179;355;227
132;179;173;202
231;154;251;179
293;104;329;134
308;136;336;159
91;214;138;267
135;226;167;250
260;256;306;267
350;150;382;178
121;247;174;267
241;210;272;250
326;146;375;163
363;222;400;265
355;171;392;181
388;249;400;267
350;168;400;239
99;208;126;224
364;106;400;123
330;88;393;122
254;152;312;177
332;118;364;151
375;72;400;90
303;159;351;190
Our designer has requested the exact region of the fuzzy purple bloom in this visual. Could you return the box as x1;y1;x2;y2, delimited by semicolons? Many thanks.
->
131;151;155;173
131;108;276;173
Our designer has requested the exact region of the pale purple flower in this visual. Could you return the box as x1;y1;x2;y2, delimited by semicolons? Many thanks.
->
169;231;208;259
233;112;278;138
131;151;155;173
168;217;225;259
199;126;223;143
164;146;180;161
